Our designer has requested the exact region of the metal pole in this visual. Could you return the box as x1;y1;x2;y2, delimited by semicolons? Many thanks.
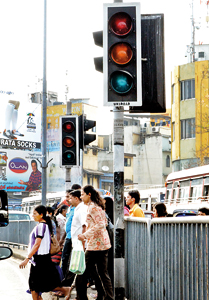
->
42;0;47;206
113;106;125;300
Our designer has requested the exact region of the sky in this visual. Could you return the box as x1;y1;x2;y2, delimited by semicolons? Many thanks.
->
0;0;209;134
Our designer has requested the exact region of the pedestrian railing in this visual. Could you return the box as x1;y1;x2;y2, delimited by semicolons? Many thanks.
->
0;220;36;246
125;216;209;300
1;218;209;299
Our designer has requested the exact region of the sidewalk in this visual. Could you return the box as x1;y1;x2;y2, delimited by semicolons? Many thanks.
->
11;246;97;300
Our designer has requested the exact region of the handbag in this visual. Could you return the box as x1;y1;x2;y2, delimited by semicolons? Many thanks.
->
106;213;114;245
50;234;60;255
69;240;86;275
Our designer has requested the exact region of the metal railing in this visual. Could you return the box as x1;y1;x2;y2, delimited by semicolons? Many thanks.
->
125;216;209;300
0;220;36;247
1;218;209;299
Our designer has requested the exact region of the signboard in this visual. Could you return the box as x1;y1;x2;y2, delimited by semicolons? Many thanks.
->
47;105;67;152
0;149;42;192
0;101;41;149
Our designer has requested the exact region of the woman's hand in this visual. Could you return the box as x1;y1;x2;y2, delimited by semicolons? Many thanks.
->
19;258;29;269
78;234;85;242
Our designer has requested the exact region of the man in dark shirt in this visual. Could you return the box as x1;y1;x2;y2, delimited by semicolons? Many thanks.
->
18;160;41;191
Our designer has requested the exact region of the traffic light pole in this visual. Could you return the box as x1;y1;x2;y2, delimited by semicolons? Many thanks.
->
42;0;47;206
113;106;125;300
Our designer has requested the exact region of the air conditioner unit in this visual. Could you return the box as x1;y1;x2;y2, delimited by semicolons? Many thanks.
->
152;127;159;133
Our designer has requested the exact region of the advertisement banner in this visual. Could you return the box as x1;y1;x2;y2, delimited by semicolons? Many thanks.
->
47;104;66;152
0;149;42;192
0;100;41;150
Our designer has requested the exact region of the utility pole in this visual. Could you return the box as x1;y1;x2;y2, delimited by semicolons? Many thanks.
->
113;106;125;299
42;0;47;206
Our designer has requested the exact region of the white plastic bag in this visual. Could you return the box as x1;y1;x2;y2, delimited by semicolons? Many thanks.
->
69;240;86;275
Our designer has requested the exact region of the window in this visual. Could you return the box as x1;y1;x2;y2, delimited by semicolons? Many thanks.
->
124;158;131;167
181;118;195;139
180;79;195;100
199;52;204;58
166;155;170;168
124;120;128;126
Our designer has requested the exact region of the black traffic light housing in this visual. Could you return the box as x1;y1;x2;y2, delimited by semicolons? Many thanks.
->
79;115;96;150
129;14;166;113
60;115;79;167
103;3;142;107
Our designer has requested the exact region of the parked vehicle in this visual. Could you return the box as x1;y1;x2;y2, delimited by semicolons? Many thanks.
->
0;190;13;260
173;209;198;217
9;210;30;221
165;164;209;214
144;210;155;219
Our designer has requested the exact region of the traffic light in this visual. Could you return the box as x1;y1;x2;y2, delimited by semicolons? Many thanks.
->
129;14;166;113
78;115;96;149
84;118;96;146
103;3;142;107
60;115;79;167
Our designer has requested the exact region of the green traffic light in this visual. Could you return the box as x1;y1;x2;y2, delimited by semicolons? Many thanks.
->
63;151;75;162
110;71;134;94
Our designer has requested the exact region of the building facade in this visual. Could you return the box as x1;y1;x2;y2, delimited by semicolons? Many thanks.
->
171;59;209;171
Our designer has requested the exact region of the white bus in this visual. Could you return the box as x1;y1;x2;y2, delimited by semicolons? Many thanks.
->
21;191;66;215
165;164;209;213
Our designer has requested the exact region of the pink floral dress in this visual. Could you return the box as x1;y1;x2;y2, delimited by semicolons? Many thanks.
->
83;203;111;251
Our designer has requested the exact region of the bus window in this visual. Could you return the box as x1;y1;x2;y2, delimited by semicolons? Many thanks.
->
191;186;202;200
166;189;172;202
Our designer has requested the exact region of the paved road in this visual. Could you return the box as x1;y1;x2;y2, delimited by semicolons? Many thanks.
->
1;247;97;300
0;256;31;300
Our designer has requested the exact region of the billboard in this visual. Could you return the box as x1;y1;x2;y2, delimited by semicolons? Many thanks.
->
0;149;42;192
0;100;41;150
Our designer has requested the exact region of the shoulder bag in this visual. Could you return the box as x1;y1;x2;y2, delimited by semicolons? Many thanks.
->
50;234;60;255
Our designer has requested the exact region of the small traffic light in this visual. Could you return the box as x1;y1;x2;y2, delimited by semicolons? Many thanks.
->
103;3;142;107
60;115;79;167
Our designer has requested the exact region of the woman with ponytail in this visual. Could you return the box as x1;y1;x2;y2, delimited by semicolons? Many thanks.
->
19;205;71;300
76;185;113;300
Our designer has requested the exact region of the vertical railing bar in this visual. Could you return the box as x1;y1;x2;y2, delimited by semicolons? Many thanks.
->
170;223;174;300
173;223;177;300
165;223;168;300
178;223;181;300
150;222;154;300
146;219;151;300
198;223;203;300
188;223;193;300
193;223;197;300
202;224;207;300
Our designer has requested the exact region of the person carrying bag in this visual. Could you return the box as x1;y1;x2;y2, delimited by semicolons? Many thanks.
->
69;240;86;275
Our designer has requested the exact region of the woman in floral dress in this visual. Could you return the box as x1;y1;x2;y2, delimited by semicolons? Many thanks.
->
76;185;113;300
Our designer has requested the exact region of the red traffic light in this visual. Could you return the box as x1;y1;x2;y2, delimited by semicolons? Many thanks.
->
63;121;75;133
109;12;132;36
110;43;133;65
